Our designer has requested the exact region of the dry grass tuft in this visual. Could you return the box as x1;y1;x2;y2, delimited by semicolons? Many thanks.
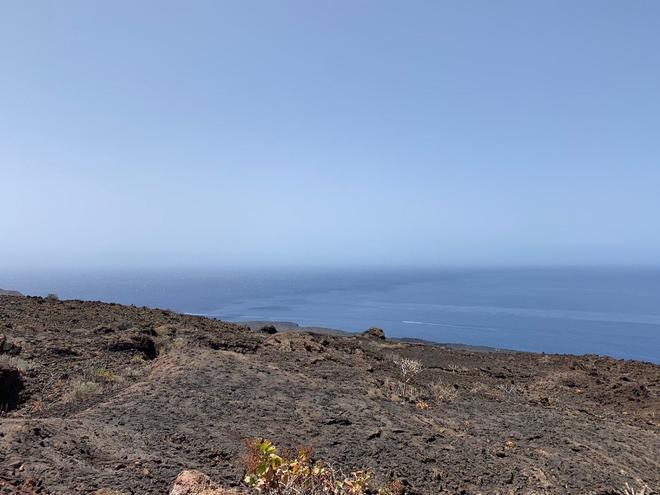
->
0;355;32;371
65;380;102;402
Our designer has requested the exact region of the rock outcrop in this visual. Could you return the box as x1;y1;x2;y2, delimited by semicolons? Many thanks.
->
362;327;385;339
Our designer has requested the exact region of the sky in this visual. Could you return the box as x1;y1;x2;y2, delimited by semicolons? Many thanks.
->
1;1;660;269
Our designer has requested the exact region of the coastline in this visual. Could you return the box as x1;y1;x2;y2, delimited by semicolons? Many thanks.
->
237;319;518;355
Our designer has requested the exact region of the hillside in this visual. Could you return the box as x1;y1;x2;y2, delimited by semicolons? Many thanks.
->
0;296;658;494
0;289;22;297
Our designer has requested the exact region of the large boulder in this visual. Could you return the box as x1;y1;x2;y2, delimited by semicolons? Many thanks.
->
258;324;277;335
362;327;386;340
170;470;242;495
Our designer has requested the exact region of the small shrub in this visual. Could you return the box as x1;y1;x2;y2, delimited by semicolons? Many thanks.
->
243;439;399;494
381;377;426;403
130;354;146;364
392;356;423;396
95;368;117;382
429;381;458;402
46;293;59;301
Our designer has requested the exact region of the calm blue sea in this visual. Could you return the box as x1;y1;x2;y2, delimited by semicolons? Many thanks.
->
2;267;659;363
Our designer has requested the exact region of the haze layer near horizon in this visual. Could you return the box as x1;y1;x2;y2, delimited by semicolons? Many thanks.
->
2;1;660;269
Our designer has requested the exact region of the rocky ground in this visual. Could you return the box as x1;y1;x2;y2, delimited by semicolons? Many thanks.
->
0;295;658;494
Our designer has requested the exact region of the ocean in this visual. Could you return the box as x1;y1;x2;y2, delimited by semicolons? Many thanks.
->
2;267;659;363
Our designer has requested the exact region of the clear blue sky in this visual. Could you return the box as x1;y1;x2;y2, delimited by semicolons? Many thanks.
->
1;1;659;269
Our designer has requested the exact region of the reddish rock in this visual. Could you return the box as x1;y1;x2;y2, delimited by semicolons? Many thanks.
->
170;470;242;495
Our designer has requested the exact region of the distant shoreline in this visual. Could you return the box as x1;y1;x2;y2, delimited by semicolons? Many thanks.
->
236;319;521;354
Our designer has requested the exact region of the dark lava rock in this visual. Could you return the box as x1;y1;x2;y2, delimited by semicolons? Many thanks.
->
108;334;158;360
140;324;157;336
48;346;80;357
258;324;278;335
0;333;21;355
116;320;133;331
94;324;115;334
362;327;385;340
0;365;23;411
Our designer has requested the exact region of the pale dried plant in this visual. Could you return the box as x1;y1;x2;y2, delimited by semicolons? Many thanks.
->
393;356;423;396
497;383;520;397
622;482;651;495
430;381;458;402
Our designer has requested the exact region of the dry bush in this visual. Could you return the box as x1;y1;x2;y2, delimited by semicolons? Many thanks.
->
429;381;458;402
392;356;423;396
